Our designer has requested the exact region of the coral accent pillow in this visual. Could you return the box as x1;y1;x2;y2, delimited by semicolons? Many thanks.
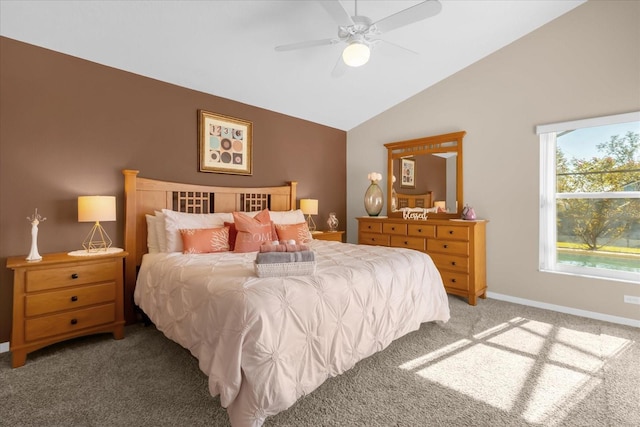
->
275;222;312;244
224;221;238;251
233;209;274;253
179;227;230;254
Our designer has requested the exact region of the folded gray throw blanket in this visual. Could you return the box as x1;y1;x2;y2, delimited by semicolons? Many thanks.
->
255;250;315;264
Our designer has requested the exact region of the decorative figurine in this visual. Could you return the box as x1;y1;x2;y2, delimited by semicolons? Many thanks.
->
327;212;339;232
26;208;46;261
461;204;477;220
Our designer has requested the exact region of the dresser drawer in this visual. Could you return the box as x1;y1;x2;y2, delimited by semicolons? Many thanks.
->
390;235;426;251
359;221;382;234
427;239;469;256
436;225;470;241
440;271;469;292
408;224;435;238
26;262;116;292
429;253;469;273
25;282;116;317
382;223;407;235
25;303;116;342
359;232;390;246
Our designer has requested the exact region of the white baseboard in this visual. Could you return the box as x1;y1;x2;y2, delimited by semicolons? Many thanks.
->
0;342;9;354
487;292;640;328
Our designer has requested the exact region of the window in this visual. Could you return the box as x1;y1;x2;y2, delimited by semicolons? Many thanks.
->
537;112;640;283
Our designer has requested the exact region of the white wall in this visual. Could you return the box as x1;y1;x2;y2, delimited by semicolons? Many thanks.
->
346;0;640;321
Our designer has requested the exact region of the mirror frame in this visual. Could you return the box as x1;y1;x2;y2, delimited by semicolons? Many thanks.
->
385;131;466;219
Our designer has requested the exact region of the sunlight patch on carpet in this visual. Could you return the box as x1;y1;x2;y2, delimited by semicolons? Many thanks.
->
399;317;633;425
415;343;534;411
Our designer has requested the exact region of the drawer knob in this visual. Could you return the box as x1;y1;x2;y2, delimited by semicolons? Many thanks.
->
451;279;457;283
449;230;454;234
71;273;79;279
71;296;78;302
391;227;395;230
444;244;448;249
404;241;408;245
70;318;78;325
451;261;457;266
418;228;422;232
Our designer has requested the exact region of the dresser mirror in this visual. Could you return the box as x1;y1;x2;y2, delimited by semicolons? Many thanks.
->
385;131;465;219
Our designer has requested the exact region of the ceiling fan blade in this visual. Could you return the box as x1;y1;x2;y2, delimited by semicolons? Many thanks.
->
318;0;354;27
275;38;338;52
375;39;419;56
373;0;442;34
331;54;347;78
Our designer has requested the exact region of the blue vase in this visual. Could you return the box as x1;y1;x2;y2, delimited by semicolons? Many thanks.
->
364;182;384;216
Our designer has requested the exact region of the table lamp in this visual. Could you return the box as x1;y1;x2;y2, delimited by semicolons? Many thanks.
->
78;196;116;252
300;199;318;232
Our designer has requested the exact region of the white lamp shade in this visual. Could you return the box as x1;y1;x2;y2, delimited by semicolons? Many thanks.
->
300;199;318;215
78;196;116;222
342;42;370;67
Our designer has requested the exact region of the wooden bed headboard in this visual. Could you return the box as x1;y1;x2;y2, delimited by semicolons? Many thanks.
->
396;192;433;209
122;169;297;323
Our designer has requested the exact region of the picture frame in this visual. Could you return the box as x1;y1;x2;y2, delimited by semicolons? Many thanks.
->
198;110;253;175
400;158;416;189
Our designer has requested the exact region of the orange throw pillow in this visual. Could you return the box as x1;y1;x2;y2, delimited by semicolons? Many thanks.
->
275;222;312;244
233;209;274;253
224;221;238;250
179;227;230;254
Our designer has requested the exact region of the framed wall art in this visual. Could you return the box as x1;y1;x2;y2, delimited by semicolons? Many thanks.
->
198;110;253;175
401;157;416;189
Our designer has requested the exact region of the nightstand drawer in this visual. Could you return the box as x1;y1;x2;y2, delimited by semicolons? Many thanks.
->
26;262;116;292
312;231;344;242
25;282;116;317
427;239;469;256
359;232;390;246
390;235;425;251
25;303;116;342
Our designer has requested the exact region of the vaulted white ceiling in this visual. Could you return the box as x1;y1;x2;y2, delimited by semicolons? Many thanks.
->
0;0;585;131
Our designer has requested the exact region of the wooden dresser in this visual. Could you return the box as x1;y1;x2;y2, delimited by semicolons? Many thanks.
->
6;251;127;368
357;217;487;305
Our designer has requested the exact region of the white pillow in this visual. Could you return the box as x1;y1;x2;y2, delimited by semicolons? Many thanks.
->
269;209;306;225
154;211;168;252
145;214;159;253
162;209;234;252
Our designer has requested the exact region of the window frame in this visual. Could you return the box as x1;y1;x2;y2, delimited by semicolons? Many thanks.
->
537;111;640;284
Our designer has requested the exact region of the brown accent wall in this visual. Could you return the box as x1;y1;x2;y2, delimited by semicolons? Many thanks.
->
0;37;347;343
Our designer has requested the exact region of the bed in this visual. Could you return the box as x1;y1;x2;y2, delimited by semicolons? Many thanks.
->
123;170;450;427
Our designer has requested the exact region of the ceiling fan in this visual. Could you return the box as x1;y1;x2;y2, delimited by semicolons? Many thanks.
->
275;0;442;75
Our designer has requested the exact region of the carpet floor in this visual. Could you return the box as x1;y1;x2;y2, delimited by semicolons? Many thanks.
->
1;295;638;426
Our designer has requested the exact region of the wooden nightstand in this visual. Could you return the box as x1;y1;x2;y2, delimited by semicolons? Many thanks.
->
311;231;345;242
6;250;127;368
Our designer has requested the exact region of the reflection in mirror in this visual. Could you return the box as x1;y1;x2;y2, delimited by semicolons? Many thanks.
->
385;131;465;219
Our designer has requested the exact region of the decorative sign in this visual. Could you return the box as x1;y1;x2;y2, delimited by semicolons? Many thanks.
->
402;210;428;220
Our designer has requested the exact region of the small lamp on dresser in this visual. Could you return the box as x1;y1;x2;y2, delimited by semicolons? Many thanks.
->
300;198;318;232
77;195;116;252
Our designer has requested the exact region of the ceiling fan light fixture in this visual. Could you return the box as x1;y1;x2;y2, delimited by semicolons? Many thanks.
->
342;41;370;67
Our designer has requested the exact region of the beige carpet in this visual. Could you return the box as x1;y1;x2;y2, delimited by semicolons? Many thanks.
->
1;295;638;426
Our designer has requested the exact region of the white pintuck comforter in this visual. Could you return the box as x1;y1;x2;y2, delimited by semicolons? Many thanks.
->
135;240;450;426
